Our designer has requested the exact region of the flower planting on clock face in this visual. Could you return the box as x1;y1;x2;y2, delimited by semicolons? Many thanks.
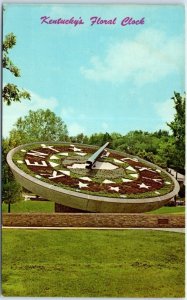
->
13;143;174;199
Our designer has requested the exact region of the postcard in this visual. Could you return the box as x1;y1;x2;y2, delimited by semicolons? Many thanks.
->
2;3;185;298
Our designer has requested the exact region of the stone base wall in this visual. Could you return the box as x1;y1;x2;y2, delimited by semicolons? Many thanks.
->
2;213;185;228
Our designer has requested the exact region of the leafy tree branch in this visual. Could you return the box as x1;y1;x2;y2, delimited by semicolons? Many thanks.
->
2;32;30;104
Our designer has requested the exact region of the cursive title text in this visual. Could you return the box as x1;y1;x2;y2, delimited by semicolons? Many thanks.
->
40;16;145;27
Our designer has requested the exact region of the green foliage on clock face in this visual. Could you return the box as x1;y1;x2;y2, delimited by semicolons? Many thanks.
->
12;143;174;199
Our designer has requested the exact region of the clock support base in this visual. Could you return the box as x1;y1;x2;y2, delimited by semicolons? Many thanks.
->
55;203;89;213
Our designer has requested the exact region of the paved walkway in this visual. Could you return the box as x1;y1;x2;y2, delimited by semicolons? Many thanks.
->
2;226;185;233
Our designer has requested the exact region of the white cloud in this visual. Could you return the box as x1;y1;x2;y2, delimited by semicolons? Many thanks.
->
68;123;85;136
81;29;184;85
155;99;175;123
61;107;87;135
61;107;75;119
61;107;86;120
3;91;58;137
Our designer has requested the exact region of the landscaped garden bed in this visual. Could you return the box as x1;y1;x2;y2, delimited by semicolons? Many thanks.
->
12;143;174;199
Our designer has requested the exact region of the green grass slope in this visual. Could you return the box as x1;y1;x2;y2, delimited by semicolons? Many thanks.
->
2;229;185;297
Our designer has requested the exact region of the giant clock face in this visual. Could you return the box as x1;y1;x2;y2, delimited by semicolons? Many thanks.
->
7;142;179;213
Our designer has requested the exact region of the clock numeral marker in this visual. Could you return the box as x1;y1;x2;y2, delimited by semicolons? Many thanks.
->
60;170;70;176
41;145;59;153
71;146;82;152
138;183;150;189
49;171;65;179
49;161;59;168
139;167;156;173
79;177;92;181
17;160;24;164
25;159;48;167
27;150;48;158
122;178;132;183
130;174;138;178
50;155;59;160
155;191;161;195
109;186;120;192
114;159;123;164
103;179;115;184
126;166;136;172
59;152;69;156
152;178;162;184
75;152;87;156
78;181;88;189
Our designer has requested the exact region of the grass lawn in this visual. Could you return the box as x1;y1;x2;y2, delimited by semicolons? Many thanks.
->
2;229;185;297
147;206;185;214
2;200;54;213
2;200;185;214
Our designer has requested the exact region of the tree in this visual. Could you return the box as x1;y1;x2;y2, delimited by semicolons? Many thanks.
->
3;182;23;213
88;133;104;146
2;32;30;105
167;92;185;148
101;132;113;146
2;138;23;212
167;92;185;171
76;133;84;143
70;133;89;144
70;133;86;144
153;130;169;138
2;31;30;209
9;109;69;143
82;135;89;144
153;138;176;168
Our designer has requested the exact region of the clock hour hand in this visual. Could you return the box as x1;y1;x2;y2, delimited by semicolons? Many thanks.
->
86;142;109;169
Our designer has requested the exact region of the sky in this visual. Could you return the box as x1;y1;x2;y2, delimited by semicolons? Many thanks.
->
3;4;185;137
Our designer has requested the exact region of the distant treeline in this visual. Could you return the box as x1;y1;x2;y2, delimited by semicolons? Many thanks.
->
70;130;184;173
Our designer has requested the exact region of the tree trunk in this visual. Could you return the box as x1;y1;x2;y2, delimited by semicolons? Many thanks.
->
174;195;177;207
8;202;11;213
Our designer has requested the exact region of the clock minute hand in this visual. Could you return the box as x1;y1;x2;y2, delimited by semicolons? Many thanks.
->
86;142;109;169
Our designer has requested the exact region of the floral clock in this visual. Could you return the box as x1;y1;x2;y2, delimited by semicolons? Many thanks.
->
7;142;179;213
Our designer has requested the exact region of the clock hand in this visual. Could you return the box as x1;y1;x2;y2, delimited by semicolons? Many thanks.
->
86;142;109;169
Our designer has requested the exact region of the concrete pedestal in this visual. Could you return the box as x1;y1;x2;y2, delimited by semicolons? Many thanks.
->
55;203;88;213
